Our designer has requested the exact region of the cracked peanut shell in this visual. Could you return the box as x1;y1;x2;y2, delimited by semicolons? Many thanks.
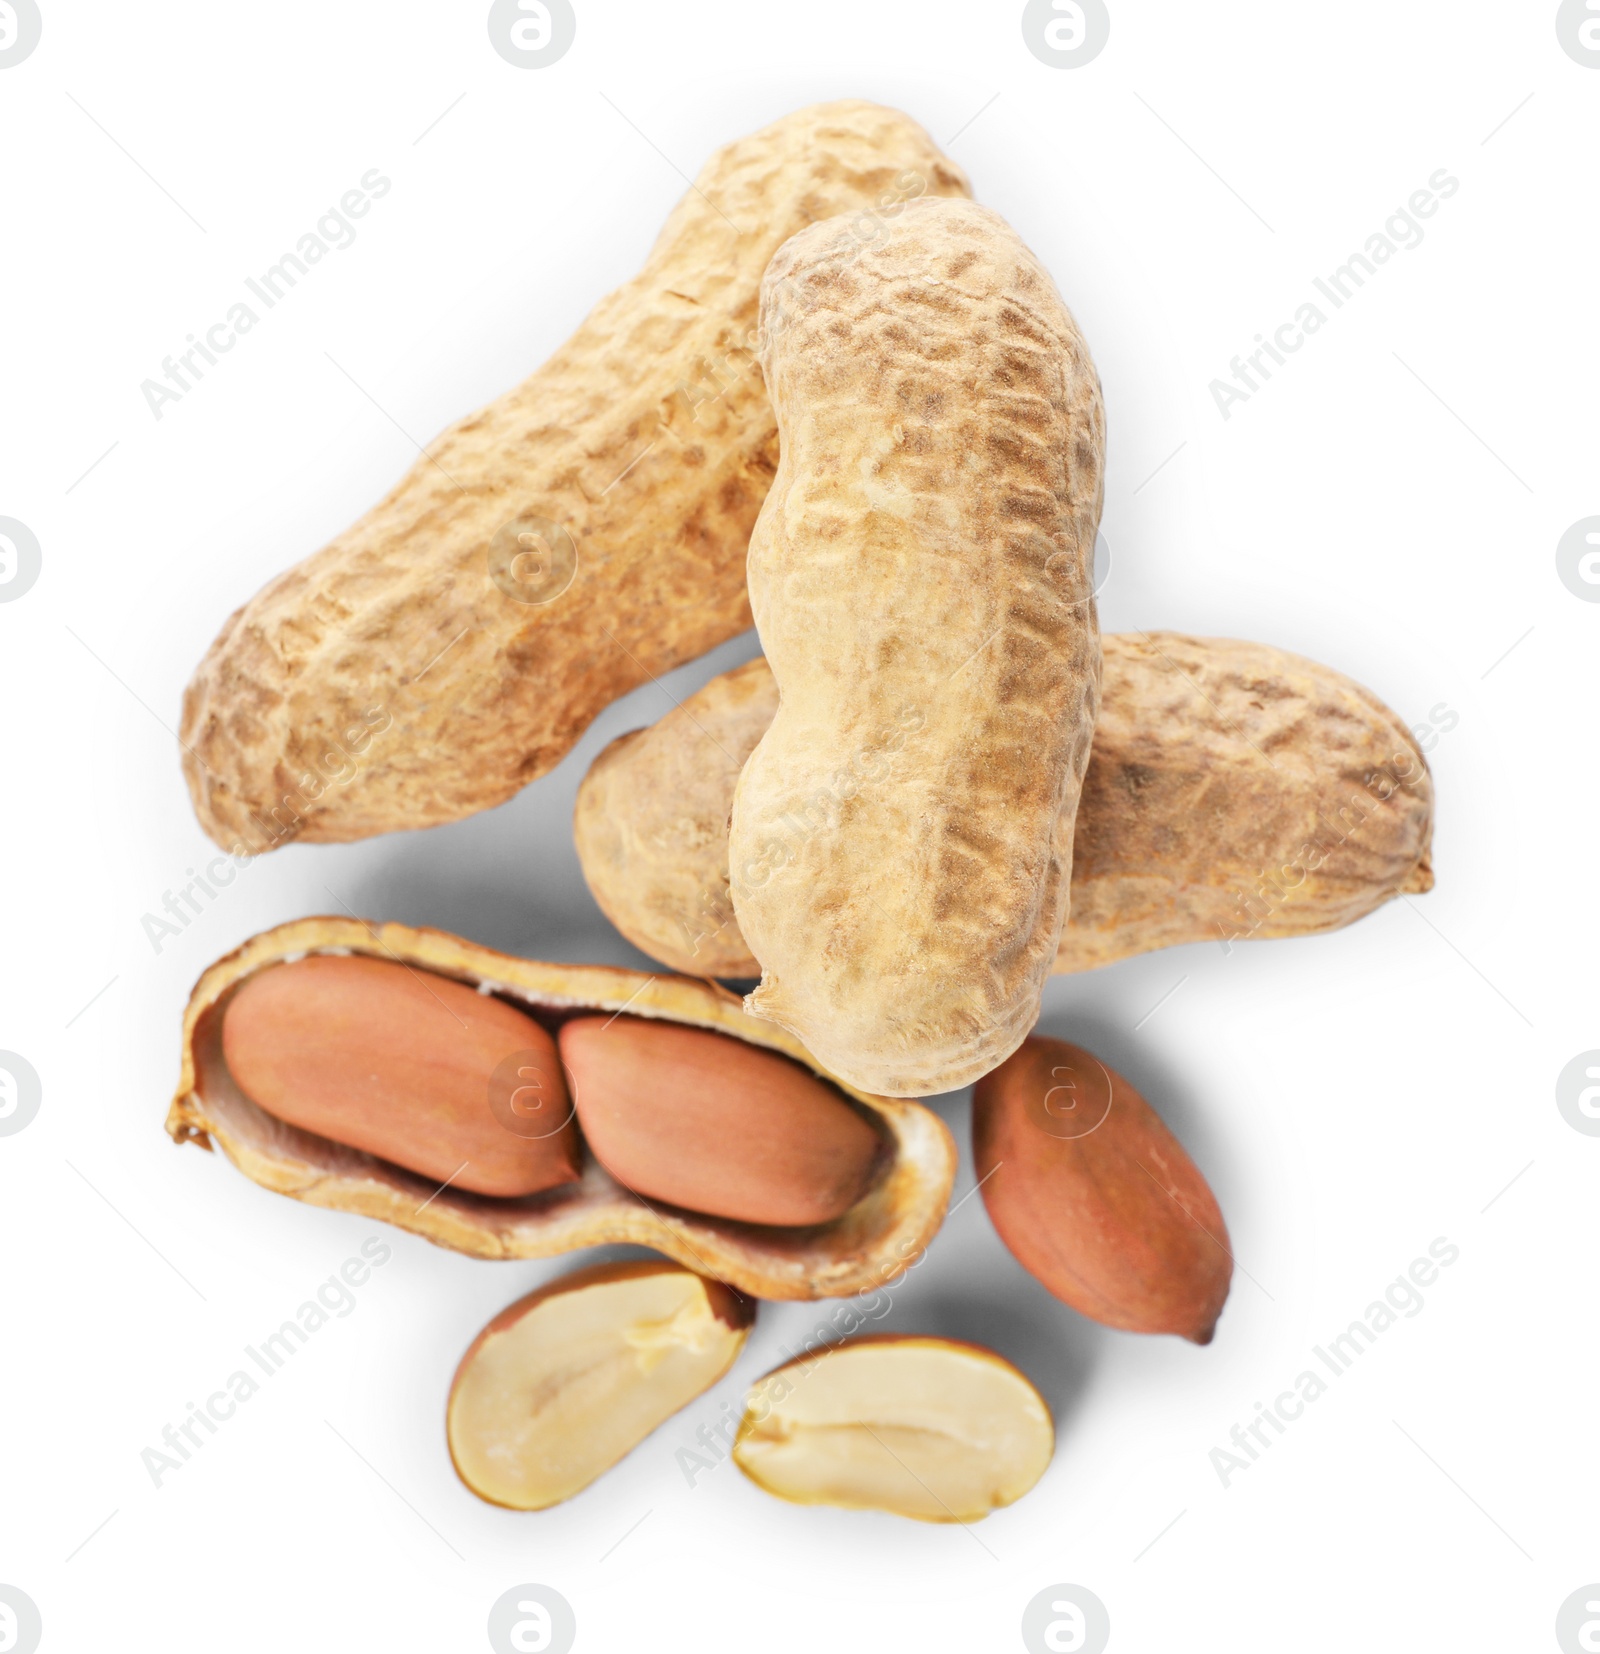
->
167;917;955;1301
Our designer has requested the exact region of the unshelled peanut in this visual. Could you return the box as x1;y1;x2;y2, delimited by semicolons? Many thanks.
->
574;635;1435;977
729;197;1104;1097
180;102;969;852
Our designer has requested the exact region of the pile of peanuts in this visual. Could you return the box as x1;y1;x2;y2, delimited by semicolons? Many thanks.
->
169;102;1434;1522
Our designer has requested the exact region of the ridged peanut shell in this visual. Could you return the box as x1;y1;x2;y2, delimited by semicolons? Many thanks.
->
574;634;1434;976
729;197;1104;1097
180;101;970;852
167;917;954;1301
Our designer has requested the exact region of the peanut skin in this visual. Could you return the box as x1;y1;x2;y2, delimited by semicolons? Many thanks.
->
973;1036;1232;1342
729;198;1104;1097
559;1016;883;1225
180;101;970;852
222;954;579;1198
574;635;1434;977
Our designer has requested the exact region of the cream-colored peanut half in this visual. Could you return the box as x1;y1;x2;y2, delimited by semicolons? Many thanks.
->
733;1337;1052;1523
448;1261;751;1510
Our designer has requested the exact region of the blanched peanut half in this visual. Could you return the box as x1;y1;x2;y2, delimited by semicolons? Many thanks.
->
222;954;580;1198
973;1036;1232;1343
733;1336;1053;1523
448;1260;753;1510
559;1016;885;1226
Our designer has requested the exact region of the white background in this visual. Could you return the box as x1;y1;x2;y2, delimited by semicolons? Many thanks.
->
2;3;1597;1650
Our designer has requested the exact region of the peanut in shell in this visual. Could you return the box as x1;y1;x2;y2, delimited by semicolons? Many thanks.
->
180;101;970;852
729;197;1105;1097
574;634;1435;978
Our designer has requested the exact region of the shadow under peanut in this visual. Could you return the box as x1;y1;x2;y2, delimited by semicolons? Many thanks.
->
340;630;764;965
893;1285;1101;1432
867;1084;1103;1430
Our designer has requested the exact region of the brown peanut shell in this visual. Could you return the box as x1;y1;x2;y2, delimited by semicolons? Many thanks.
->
166;917;955;1301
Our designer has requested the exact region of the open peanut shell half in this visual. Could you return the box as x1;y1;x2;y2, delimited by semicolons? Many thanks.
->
167;916;956;1300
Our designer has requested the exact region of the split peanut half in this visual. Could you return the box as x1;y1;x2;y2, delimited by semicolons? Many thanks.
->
167;917;955;1301
733;1336;1054;1522
448;1261;753;1511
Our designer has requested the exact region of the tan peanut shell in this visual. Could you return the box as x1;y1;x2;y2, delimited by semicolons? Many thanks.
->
166;917;955;1301
180;102;971;852
575;634;1434;977
729;197;1105;1097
